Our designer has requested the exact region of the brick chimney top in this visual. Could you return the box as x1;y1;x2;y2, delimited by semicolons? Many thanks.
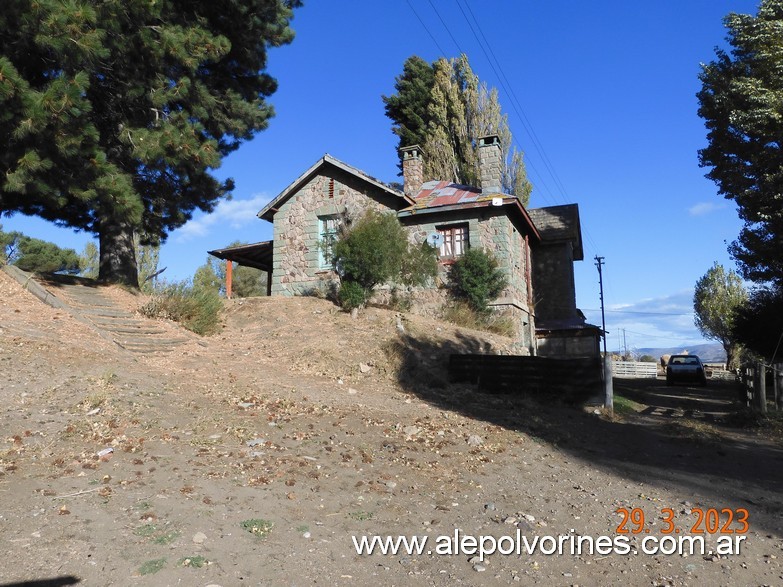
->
478;135;502;194
400;145;424;199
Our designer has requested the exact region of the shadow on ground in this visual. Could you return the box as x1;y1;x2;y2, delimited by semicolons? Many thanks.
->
615;377;741;418
389;331;783;535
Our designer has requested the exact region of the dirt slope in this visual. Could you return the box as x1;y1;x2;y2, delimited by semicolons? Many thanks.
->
1;271;782;587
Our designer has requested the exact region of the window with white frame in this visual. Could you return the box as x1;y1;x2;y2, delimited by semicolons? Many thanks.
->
437;224;468;260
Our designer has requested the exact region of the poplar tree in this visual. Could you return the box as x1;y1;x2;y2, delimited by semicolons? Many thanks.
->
693;262;748;369
0;0;301;287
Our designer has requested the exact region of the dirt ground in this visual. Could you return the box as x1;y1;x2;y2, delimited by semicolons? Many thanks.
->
1;270;782;587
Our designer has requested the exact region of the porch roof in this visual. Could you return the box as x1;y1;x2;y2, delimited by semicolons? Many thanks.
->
208;241;273;272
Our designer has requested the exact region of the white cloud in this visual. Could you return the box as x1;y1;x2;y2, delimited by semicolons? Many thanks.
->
583;290;707;350
688;201;726;216
173;193;272;242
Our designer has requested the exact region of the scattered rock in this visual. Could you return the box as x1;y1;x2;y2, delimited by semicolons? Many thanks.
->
237;402;255;409
484;503;496;511
193;532;207;544
246;438;264;447
403;426;421;438
348;388;359;395
359;363;371;374
467;435;483;447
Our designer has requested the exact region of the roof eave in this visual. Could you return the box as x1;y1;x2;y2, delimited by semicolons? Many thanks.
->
257;154;413;222
399;198;541;242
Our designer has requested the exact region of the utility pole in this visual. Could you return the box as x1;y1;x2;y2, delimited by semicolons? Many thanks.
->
595;256;607;358
623;328;628;359
595;256;612;410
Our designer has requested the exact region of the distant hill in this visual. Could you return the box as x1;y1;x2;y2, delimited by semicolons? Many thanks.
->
619;343;726;364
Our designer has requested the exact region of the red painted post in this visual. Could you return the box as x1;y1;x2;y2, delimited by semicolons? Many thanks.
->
226;261;233;299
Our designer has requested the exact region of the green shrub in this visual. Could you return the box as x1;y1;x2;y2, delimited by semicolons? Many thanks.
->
448;248;507;313
338;280;366;311
331;210;437;310
139;280;222;335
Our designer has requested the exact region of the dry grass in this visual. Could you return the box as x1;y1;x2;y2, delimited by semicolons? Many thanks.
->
440;302;516;337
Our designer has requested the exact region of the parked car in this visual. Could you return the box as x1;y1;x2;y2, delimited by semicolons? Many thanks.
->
666;355;707;386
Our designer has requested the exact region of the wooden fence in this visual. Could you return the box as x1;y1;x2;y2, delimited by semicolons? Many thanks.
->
612;361;658;379
739;361;783;412
449;354;603;404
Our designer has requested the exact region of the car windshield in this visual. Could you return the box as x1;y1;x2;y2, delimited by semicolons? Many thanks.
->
671;357;699;365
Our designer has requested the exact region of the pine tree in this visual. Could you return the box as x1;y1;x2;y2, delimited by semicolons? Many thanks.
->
382;56;436;166
1;225;80;274
0;0;301;287
698;0;783;285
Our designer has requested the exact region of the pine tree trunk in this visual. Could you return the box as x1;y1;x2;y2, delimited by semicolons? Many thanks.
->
98;219;139;288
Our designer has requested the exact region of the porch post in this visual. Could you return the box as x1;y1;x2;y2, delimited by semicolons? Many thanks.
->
226;260;233;299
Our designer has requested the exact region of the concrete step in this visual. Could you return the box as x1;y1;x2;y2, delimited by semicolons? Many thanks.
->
102;326;166;335
17;271;194;355
77;308;137;318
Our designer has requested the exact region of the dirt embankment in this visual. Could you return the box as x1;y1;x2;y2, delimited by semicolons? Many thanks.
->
1;271;782;586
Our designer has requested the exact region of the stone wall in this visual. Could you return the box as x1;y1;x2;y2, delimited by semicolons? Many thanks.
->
531;242;578;322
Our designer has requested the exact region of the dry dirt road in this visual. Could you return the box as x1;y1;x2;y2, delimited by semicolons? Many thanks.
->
1;270;782;587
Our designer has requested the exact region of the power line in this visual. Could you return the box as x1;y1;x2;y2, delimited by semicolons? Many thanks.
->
582;308;694;317
404;0;449;56
449;0;602;255
405;0;562;208
456;0;571;203
405;1;601;254
426;0;467;56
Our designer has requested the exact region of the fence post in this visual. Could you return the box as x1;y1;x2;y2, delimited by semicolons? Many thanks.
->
756;361;767;413
743;365;753;408
604;355;613;410
775;363;782;411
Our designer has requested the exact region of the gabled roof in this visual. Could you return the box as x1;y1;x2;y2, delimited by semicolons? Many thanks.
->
257;154;414;222
527;204;583;260
397;180;541;241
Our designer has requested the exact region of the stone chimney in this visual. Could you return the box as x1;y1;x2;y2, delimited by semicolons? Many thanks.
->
400;145;424;199
478;135;502;194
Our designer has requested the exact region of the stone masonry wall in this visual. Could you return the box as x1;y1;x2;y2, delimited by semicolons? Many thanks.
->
531;243;577;322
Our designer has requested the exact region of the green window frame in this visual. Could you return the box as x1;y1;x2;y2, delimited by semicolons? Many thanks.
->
318;215;339;269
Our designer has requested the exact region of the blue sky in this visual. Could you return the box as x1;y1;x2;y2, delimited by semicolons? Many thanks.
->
3;0;759;351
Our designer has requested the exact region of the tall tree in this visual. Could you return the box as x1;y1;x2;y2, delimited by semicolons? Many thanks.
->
697;0;783;285
0;0;301;287
79;238;160;289
733;285;783;360
383;54;532;203
382;56;436;164
693;262;748;369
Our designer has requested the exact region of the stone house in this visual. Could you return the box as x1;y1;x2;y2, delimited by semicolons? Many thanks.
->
209;135;600;357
